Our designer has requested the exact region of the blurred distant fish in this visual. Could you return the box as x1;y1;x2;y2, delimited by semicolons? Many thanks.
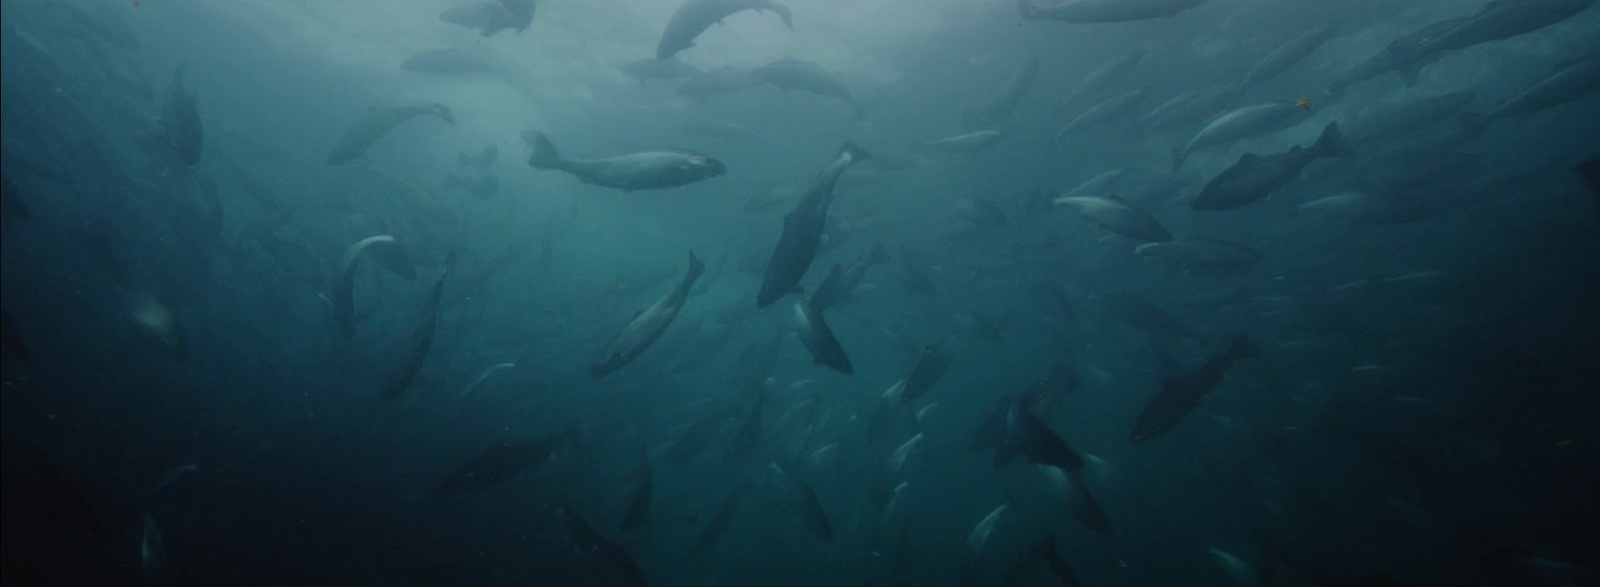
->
769;461;833;542
1343;91;1475;144
159;63;203;166
964;56;1040;128
457;144;499;169
758;142;869;307
953;197;1009;229
1021;280;1075;321
379;252;455;400
444;173;499;199
332;235;407;337
620;447;653;532
1018;0;1204;23
526;132;725;192
556;498;648;587
999;401;1113;536
680;117;768;143
920;130;1005;153
435;427;576;498
439;0;535;37
1062;49;1145;105
81;229;188;360
1458;54;1600;137
1136;238;1265;274
1387;0;1594;83
1099;292;1202;343
1174;101;1310;170
457;362;515;398
1052;89;1146;144
1139;84;1233;131
962;501;1010;585
1329;18;1464;95
591;253;705;377
657;0;792;61
808;242;888;311
693;481;748;553
1192;121;1351;210
621;58;703;85
1052;193;1172;242
1209;548;1260;587
1236;22;1341;95
677;66;760;100
401;48;495;75
326;103;454;165
140;513;166;585
900;338;955;402
752;58;866;118
1132;335;1256;441
794;301;853;374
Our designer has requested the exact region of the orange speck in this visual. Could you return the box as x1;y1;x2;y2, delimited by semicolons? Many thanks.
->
1296;96;1312;111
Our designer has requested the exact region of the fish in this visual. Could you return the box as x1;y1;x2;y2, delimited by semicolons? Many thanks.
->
556;498;648;587
1021;280;1075;322
379;252;456;400
1052;89;1146;144
757;142;869;307
1062;49;1146;105
1174;101;1310;170
326;103;454;165
140;514;166;585
332;235;405;338
887;433;925;479
676;66;760;100
1099;293;1202;342
1209;548;1261;587
794;301;853;375
808;242;889;311
920;130;1005;153
953;198;1009;229
1052;193;1173;242
770;461;833;542
1192;121;1351;210
458;144;499;169
435;426;576;498
999;403;1114;536
401;48;495;75
900;338;955;402
525;132;725;192
159;63;203;165
81;230;189;361
1001;533;1081;587
669;403;735;464
439;0;535;37
1135;238;1265;274
1343;91;1476;143
444;173;499;199
1140;84;1235;131
620;448;653;532
1132;334;1257;441
1237;22;1342;94
1388;0;1594;83
1459;54;1600;137
591;252;705;378
457;362;516;398
693;481;748;553
751;57;865;117
962;502;1010;585
620;58;704;85
657;0;792;61
964;56;1041;128
1329;17;1465;95
680;117;768;143
1018;0;1205;22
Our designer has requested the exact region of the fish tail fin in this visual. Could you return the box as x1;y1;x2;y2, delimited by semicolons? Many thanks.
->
527;132;562;169
1312;121;1352;158
1457;112;1489;138
1230;333;1258;360
869;242;890;265
1017;0;1040;21
686;251;706;280
765;1;794;30
839;141;870;163
431;103;456;124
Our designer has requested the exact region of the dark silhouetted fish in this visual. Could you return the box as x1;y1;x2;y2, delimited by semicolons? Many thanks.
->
1174;101;1310;170
326;103;454;165
752;57;865;117
1018;0;1204;22
1000;402;1114;536
657;0;792;61
1388;0;1594;83
808;242;889;311
556;497;648;587
401;48;495;75
332;235;406;337
379;252;455;400
160;63;202;165
1344;91;1474;144
1329;17;1464;95
900;338;954;402
1237;22;1341;94
758;142;869;307
794;301;853;374
693;480;748;553
439;0;535;37
1192;121;1353;210
965;56;1040;128
1099;293;1203;342
1458;54;1600;137
770;461;833;542
435;427;576;498
527;132;725;192
1132;334;1257;441
591;253;705;377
